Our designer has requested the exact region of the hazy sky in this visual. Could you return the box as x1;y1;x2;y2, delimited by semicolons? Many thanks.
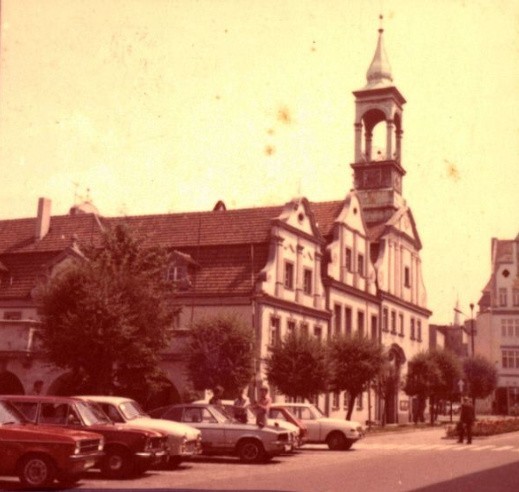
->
1;0;518;324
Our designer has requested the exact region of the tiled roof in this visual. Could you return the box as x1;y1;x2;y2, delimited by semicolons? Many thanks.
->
0;198;392;300
0;214;105;254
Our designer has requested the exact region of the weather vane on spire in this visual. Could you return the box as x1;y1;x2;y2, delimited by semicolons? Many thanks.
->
379;14;384;33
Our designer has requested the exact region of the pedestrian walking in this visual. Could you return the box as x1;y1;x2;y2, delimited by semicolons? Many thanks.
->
458;397;475;444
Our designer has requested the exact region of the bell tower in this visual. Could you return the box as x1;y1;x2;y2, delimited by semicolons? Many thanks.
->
351;17;407;224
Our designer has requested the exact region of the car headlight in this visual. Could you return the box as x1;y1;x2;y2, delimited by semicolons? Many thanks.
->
74;442;81;455
98;437;105;451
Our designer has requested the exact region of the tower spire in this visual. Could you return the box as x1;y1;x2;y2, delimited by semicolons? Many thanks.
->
365;15;393;88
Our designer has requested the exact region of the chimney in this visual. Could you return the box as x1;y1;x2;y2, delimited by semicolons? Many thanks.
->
35;197;52;240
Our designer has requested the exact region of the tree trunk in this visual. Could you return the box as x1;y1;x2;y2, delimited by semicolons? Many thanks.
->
345;392;356;420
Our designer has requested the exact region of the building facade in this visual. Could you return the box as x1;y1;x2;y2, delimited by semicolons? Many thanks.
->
0;27;431;424
476;234;519;415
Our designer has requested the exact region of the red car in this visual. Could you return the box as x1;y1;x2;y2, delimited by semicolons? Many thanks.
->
0;400;104;488
3;395;167;478
268;405;308;446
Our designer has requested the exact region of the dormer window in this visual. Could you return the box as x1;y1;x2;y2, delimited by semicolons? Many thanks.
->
166;261;191;290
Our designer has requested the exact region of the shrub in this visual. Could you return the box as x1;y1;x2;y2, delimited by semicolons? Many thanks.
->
445;417;519;438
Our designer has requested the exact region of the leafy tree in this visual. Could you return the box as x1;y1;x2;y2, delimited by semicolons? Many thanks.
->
327;335;385;420
404;351;442;424
39;223;176;401
463;355;498;400
186;313;255;396
404;350;462;424
266;332;328;400
428;349;462;422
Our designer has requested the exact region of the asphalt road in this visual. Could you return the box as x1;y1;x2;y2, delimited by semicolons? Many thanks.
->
2;427;519;491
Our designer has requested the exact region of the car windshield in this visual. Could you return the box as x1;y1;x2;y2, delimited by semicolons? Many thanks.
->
77;401;112;425
207;405;232;424
119;400;148;421
78;401;112;425
0;401;25;425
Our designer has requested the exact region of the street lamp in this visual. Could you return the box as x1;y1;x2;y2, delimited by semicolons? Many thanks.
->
470;303;475;357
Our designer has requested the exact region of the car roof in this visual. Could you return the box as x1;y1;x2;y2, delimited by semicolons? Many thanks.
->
75;395;134;405
1;395;85;403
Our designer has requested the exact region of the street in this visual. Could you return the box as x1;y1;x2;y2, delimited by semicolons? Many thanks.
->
2;427;519;491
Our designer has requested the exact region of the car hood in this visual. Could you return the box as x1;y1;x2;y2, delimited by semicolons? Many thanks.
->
125;416;201;439
269;419;299;433
318;417;363;429
4;423;101;441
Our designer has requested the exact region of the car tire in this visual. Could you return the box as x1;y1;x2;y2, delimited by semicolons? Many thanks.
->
101;446;133;478
237;439;265;463
168;456;183;469
56;471;82;487
326;431;347;450
18;454;56;488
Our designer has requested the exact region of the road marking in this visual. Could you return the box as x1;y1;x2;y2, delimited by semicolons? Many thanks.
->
469;445;495;451
491;446;515;452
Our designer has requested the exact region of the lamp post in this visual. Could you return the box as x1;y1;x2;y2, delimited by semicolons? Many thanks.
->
470;302;475;357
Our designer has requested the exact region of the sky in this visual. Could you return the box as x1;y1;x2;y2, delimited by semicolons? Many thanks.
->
1;0;518;325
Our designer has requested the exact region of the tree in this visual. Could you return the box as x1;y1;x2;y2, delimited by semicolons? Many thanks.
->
327;335;385;420
186;313;255;396
428;349;462;422
404;350;462;424
463;355;498;401
266;332;328;400
39;223;175;401
403;351;442;424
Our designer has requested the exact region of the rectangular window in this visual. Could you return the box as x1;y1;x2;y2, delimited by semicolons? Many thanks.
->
513;289;519;307
417;320;422;342
345;248;353;272
334;304;342;335
345;307;352;336
357;311;365;337
382;308;389;332
3;311;22;320
269;318;281;347
499;288;508;307
404;267;411;288
399;313;404;336
357;254;364;276
287;320;296;335
332;392;340;410
300;323;309;337
314;326;322;341
284;262;294;290
371;315;378;340
410;318;415;340
390;311;397;334
356;392;364;410
502;350;514;369
303;269;313;295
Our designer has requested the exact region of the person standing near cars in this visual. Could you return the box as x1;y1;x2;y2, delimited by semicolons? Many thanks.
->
254;386;271;428
458;397;475;444
233;391;249;424
209;385;224;410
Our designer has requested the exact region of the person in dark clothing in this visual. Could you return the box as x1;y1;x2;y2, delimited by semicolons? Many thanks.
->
458;397;476;444
209;385;224;410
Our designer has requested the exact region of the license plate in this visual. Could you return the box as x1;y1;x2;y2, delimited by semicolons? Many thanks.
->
84;459;96;469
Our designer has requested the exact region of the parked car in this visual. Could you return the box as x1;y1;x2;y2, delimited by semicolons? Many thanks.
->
267;405;308;446
2;395;167;478
76;395;202;468
0;399;104;488
149;403;290;463
218;400;299;450
272;402;364;450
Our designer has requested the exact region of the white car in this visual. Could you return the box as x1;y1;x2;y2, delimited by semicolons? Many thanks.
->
273;403;364;450
76;396;202;467
150;403;291;462
219;400;300;450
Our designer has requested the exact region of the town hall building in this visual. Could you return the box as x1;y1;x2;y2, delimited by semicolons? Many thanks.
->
0;26;430;424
